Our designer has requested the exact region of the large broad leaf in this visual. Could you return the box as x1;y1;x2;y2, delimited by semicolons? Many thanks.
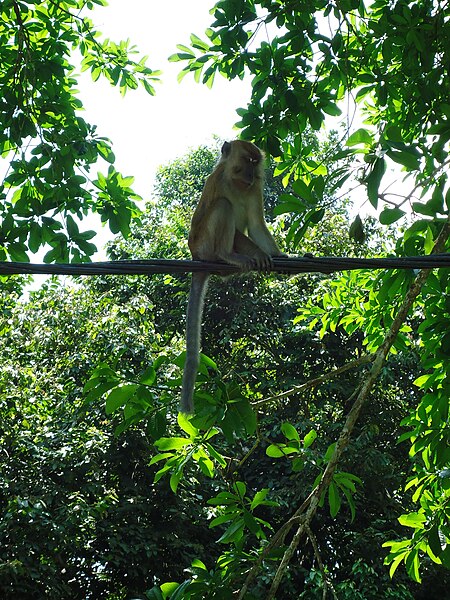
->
349;214;365;242
346;128;374;146
328;481;341;518
379;207;405;225
387;149;420;170
105;384;139;414
155;437;191;451
281;422;300;441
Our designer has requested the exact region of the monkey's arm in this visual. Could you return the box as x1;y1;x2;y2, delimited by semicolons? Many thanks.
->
180;272;210;414
248;219;284;257
233;229;274;270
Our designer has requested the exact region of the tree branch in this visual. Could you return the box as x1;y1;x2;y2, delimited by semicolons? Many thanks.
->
252;354;373;407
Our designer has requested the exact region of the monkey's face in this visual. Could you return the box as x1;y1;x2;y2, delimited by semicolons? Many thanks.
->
233;155;261;189
221;140;264;190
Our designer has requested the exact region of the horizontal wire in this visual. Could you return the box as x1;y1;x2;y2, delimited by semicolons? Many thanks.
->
1;254;450;276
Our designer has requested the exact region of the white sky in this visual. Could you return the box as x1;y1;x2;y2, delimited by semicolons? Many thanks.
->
80;0;251;200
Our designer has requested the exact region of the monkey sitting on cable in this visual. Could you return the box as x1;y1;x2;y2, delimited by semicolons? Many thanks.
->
180;140;285;414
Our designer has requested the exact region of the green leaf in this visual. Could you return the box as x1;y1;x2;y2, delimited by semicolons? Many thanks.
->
28;222;42;253
105;384;139;414
428;525;443;557
243;510;261;535
190;33;210;51
322;102;342;116
398;512;426;529
205;443;227;468
388;552;406;579
266;444;288;458
167;580;192;600
170;470;182;493
84;380;119;403
366;157;386;208
145;586;164;600
177;412;198;437
8;243;29;262
324;442;336;461
440;546;450;568
292;457;305;472
234;400;257;436
191;559;207;570
140;365;156;385
149;452;174;466
387;149;420;171
147;410;167;440
217;518;245;543
349;214;365;242
155;437;191;451
303;429;317;448
412;201;439;217
281;422;300;441
250;489;269;510
208;491;239;506
160;582;180;599
307;106;323;130
405;548;421;583
273;200;306;216
210;514;236;528
379;207;406;225
233;481;247;498
328;481;341;518
195;451;215;478
97;142;116;163
292;178;313;202
341;486;356;522
346;128;374;146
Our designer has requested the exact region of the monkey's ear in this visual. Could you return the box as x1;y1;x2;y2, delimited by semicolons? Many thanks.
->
221;141;232;156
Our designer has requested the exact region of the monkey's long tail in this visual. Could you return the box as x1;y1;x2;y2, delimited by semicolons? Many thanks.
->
179;272;210;414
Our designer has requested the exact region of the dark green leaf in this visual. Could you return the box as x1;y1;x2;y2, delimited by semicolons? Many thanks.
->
349;214;365;242
379;207;406;225
366;157;386;208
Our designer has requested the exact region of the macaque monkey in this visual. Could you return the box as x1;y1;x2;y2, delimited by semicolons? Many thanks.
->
180;140;284;414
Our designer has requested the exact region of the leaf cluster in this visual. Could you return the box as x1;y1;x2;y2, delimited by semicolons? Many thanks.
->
0;0;160;263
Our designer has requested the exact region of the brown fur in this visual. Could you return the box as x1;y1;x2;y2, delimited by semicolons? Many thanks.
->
180;140;284;414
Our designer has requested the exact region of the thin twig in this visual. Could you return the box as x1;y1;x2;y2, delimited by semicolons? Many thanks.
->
252;354;373;406
306;524;339;600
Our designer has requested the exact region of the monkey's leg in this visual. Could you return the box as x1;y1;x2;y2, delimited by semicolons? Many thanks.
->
233;229;273;271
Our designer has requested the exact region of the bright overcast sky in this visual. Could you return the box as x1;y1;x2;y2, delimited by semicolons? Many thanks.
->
79;0;251;200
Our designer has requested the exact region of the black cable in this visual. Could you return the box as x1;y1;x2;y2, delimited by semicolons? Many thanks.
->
1;254;450;276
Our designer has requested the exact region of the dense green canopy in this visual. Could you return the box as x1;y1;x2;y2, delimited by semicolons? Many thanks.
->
1;1;450;598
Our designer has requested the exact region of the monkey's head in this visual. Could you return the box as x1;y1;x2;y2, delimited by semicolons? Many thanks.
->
221;140;264;190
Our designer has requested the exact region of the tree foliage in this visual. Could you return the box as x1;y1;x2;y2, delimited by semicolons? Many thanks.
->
165;0;450;592
2;0;450;598
0;0;160;263
4;143;444;599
